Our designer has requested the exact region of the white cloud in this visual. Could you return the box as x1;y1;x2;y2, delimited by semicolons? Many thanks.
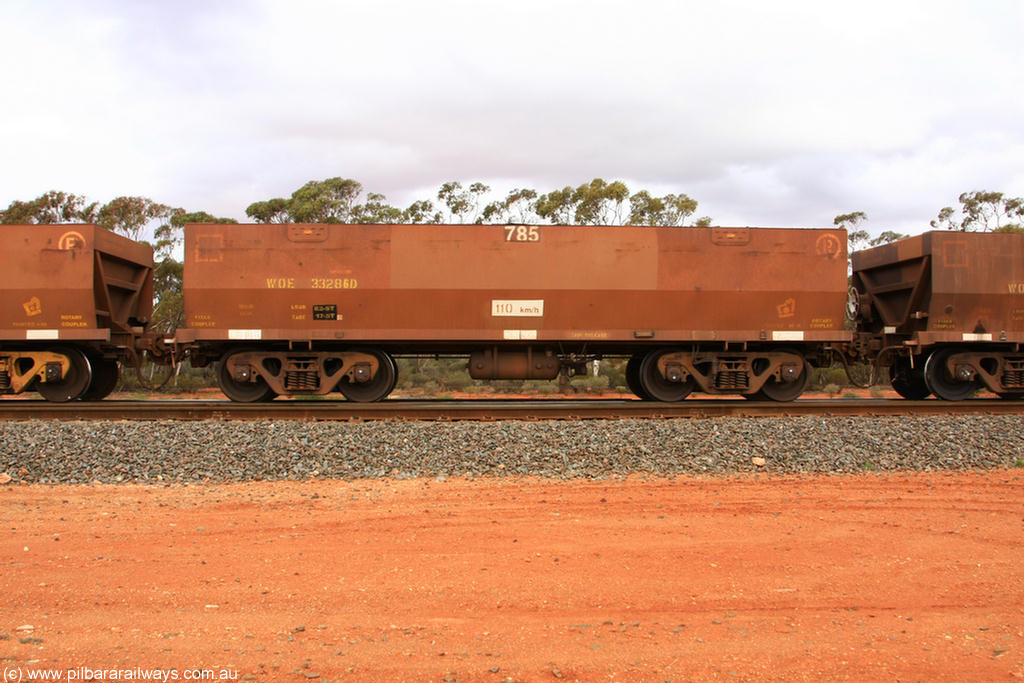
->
0;0;1020;238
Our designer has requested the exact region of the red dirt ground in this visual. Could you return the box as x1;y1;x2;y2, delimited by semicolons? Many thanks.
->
2;471;1023;682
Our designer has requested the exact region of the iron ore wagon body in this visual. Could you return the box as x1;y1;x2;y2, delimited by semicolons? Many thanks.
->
176;222;851;402
852;230;1024;400
0;224;154;401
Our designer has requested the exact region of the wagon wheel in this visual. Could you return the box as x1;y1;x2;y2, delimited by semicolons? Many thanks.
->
81;357;120;401
625;355;651;400
888;357;930;400
217;349;277;403
638;349;694;402
924;348;977;401
758;360;811;402
37;346;92;403
338;351;397;402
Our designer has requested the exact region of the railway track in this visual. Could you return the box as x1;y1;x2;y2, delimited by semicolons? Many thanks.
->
2;398;1024;421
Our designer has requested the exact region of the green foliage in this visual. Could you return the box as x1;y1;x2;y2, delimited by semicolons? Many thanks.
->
289;177;364;223
570;374;610;394
812;367;849;389
598;358;627;392
350;192;403;224
869;230;908;246
993;224;1024;234
170;211;237;227
396;358;477;394
151;258;183;334
118;359;217;393
96;196;178;242
534;185;576;224
931;190;1024;232
482;188;540;224
245;177;414;225
0;190;98;225
834;211;867;229
836;213;904;249
401;199;442;224
836;212;869;251
629;190;698;226
535;179;708;227
847;229;870;250
392;356;630;397
247;176;710;229
245;197;290;223
536;179;630;225
437;181;491;223
572;179;630;224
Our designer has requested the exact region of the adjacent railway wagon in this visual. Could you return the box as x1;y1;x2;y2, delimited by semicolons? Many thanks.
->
0;224;154;401
177;223;851;401
852;230;1024;400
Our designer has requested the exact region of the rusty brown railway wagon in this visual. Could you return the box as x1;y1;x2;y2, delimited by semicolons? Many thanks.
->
0;224;154;401
852;230;1024;400
176;223;851;402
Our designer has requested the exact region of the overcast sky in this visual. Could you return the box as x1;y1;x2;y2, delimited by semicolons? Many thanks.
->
1;0;1021;237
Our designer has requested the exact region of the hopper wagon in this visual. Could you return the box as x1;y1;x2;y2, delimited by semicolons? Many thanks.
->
852;230;1024;400
0;224;153;401
175;223;852;402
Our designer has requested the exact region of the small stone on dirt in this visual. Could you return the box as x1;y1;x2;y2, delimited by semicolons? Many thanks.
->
752;457;767;467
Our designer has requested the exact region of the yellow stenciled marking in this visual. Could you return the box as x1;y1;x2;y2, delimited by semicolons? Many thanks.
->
1008;283;1024;294
266;277;296;288
310;277;358;289
815;233;842;259
503;225;541;242
23;296;42;317
58;230;86;250
60;314;87;328
776;298;796;318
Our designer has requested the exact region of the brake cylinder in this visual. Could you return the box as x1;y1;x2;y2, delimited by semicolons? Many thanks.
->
468;348;560;380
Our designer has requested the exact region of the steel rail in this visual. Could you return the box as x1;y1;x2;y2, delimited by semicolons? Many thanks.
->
2;398;1024;421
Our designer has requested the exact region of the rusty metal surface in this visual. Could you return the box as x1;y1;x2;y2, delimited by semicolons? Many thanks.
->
853;231;1024;343
182;223;850;348
2;397;1022;421
0;224;154;343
